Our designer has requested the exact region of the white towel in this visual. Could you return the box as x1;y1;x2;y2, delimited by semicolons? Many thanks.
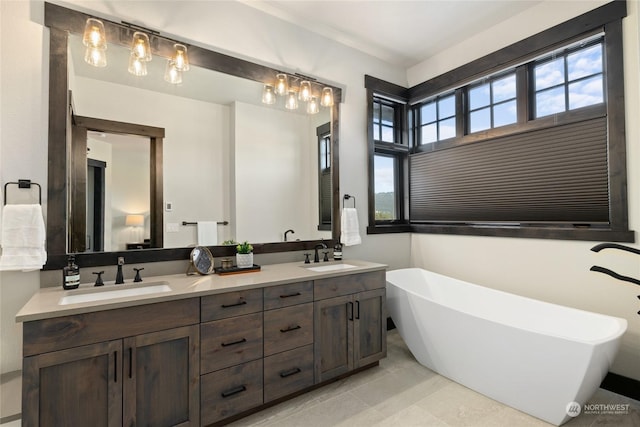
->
340;208;361;246
0;204;47;271
197;221;219;246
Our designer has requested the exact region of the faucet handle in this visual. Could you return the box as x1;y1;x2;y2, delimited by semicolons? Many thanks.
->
133;267;144;283
303;253;311;264
92;271;105;287
323;251;329;262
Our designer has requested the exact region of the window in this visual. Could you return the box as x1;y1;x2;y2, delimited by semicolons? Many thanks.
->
369;95;407;225
468;72;517;132
366;1;631;241
419;93;456;144
534;39;604;118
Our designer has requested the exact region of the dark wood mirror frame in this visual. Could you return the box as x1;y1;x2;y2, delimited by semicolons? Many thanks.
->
44;2;342;269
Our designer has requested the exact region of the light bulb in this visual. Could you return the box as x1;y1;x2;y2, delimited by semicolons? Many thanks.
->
307;96;319;114
285;90;298;110
131;32;152;61
299;81;312;101
172;44;190;71
84;46;107;67
83;18;107;49
164;60;182;84
128;52;147;76
275;73;288;96
321;87;334;107
262;85;276;105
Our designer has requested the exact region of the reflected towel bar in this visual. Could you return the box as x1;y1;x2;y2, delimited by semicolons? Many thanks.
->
343;194;355;208
182;221;229;226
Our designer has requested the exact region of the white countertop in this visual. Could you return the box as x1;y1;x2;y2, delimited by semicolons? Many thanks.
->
16;259;387;323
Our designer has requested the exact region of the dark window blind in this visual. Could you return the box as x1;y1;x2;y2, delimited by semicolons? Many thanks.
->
409;116;609;224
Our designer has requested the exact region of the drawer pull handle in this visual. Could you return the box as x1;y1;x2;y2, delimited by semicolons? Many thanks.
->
221;300;247;308
280;325;301;333
221;338;247;347
221;385;247;398
280;292;301;299
279;367;301;378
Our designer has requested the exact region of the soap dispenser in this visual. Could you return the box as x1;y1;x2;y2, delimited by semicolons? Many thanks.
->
333;242;343;260
63;255;80;290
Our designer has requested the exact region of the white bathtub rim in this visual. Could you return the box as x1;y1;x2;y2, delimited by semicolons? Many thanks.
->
386;267;628;346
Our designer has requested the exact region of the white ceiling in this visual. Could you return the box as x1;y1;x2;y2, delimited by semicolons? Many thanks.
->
240;0;542;68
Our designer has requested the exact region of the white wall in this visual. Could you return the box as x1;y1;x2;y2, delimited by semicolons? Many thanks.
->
408;1;640;382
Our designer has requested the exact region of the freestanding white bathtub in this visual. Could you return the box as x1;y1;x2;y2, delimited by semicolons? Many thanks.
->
386;268;627;426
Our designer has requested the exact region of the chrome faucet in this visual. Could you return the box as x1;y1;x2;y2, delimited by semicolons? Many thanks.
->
115;257;125;284
314;242;327;263
284;229;295;242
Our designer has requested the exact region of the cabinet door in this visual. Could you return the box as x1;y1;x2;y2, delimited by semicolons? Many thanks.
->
22;340;122;427
354;288;387;368
123;325;199;427
314;295;353;382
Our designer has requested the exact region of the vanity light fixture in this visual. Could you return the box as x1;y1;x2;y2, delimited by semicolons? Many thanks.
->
285;90;299;110
262;84;277;105
275;73;289;96
298;80;312;101
164;60;183;84
171;43;190;71
130;31;152;62
320;87;334;107
307;96;320;114
82;18;107;67
128;52;148;76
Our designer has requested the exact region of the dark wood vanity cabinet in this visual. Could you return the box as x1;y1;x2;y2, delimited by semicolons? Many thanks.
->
22;268;386;427
21;299;200;427
313;271;387;383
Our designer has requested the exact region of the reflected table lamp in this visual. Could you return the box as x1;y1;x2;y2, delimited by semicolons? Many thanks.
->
126;214;145;243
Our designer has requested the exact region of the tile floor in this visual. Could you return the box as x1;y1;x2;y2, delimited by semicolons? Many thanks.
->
1;329;638;426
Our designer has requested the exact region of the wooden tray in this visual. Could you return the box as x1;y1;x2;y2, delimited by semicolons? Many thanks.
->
214;264;261;276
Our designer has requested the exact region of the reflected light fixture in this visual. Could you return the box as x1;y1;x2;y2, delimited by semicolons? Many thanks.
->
82;18;107;67
275;73;288;96
125;214;145;242
320;87;334;107
298;80;311;101
164;60;182;84
262;84;276;105
285;90;298;110
131;31;152;62
171;44;190;71
307;96;319;114
128;52;148;76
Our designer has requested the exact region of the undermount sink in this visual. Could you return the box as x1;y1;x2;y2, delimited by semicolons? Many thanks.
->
59;282;171;305
303;263;357;272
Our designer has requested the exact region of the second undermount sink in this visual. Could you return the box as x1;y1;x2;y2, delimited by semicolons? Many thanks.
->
59;282;171;305
303;263;357;272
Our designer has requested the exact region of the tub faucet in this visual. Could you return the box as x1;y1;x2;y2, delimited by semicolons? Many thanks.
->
115;257;125;284
284;229;295;242
314;242;327;263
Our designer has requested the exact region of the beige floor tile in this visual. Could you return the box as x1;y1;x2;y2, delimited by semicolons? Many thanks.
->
375;404;450;427
269;392;372;427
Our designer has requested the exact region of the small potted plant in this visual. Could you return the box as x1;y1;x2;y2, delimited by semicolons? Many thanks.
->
236;241;253;268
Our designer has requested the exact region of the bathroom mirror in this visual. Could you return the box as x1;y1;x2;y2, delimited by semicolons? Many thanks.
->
188;246;215;275
44;2;341;268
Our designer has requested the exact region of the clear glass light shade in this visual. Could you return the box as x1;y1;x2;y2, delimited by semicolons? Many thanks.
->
128;53;148;76
298;81;312;101
262;85;276;105
84;46;107;67
164;60;183;84
275;73;288;96
83;18;107;49
172;44;190;71
307;96;319;114
320;87;334;107
131;32;152;61
285;91;298;110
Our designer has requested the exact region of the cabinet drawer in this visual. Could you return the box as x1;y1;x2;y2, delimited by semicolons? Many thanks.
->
264;303;313;356
201;359;263;426
201;312;263;374
201;289;263;322
314;271;385;300
264;281;313;310
264;344;314;403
